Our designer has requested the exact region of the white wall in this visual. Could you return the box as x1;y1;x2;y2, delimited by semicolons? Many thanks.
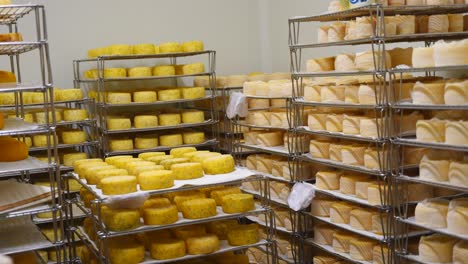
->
2;0;263;87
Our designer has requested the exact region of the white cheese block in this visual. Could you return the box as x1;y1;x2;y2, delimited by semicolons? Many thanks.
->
355;180;376;199
434;39;468;67
420;156;450;182
412;47;435;68
314;224;335;245
419;234;458;263
339;174;369;195
315;170;343;190
415;199;450;228
445;121;468;145
389;47;413;68
308;113;327;131
444;80;468;105
321;86;345;102
358;84;379;104
268;79;292;97
453;241;468;264
318;25;330;43
449;161;468;187
306;57;335;72
416;119;446;142
334;54;356;72
325;114;343;132
328;22;346;42
412;81;445;104
447;198;468;235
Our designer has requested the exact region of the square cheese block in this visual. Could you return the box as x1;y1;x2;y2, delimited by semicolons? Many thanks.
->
416;119;446;142
415;199;450;228
309;139;332;159
315;170;343;190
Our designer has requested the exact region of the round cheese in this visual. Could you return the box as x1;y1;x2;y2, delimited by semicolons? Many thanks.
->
32;134;54;147
181;198;217;219
55;89;83;101
101;176;137;195
132;43;156;55
143;204;178;225
109;139;133;151
150;238;186;260
103;68;127;78
173;224;207;239
61;130;86;144
157;89;181;101
138;152;165;160
146;155;174;164
63;152;88;166
186;234;220;255
63;109;88;121
182;41;204;52
221;193;254;213
130;165;164;176
102;207;140;231
159;42;182;53
160;158;189;170
202;154;235;174
153;65;175;76
182;63;205;75
138;170;174;190
227;224;259;246
181;87;205;99
134;136;158;149
210;187;242;205
182;131;205;144
171;162;204;180
133;91;157;103
107;117;131;130
134;115;158;128
108;44;132;56
128;67;152;78
169;147;197;158
159;113;181;126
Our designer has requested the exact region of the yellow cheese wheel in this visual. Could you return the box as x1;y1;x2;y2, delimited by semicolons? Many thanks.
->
183;150;209;159
173;192;206;211
160;158;189;170
186;234;220;255
134;115;158;128
32;134;54;147
221;193;255;213
181;41;204;52
128;67;152;78
150;238;186;260
191;152;220;163
0;137;28;161
105;155;133;165
93;169;129;187
83;165;117;184
109;139;133;151
159;42;182;53
181;111;204;124
55;89;83;101
146;155;174;164
108;237;145;264
0;70;16;83
153;65;175;76
63;152;88;166
202;154;235;174
107;92;131;104
63;109;88;121
182;131;205;144
138;152;165;160
182;63;205;75
102;207;140;231
103;68;127;78
133;91;157;103
108;44;132;56
138;170;174;190
171;162;204;180
170;147;197;158
173;224;206;239
74;161;107;176
181;87;205;99
160;134;183;147
34;111;62;124
180;198;217;219
143;204;178;225
73;158;103;167
132;43;156;55
159;113;181;126
130;165;164;176
134;136;158;149
123;160;155;171
227;224;259;246
157;88;181;101
107;117;131;131
141;197;171;210
101;176;137;195
210;187;242;205
207;220;239;240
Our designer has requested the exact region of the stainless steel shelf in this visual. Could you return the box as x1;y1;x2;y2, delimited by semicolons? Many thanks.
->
292;70;378;78
0;4;39;25
78;72;213;83
102;205;269;238
288;4;468;22
234;121;291;131
56;119;96;127
391;64;468;73
246;215;293;235
242;188;289;208
397;174;468;193
0;204;56;220
0;83;47;93
291;32;468;49
0;222;55;255
391;102;468;110
305;213;387;242
30;141;99;152
0;156;52;177
299;153;386;176
0;41;42;55
236;143;292;158
304;239;372;264
105;139;219;156
392;138;468;152
397;253;439;264
293;98;382;110
0;118;48;136
102;120;217;134
75;50;215;62
296;126;386;143
0;98;94;109
245;168;292;184
397;216;468;241
311;185;389;210
245;95;291;100
97;95;216;108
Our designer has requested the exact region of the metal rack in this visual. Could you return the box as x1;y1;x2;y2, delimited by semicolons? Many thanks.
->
73;50;219;157
0;3;67;263
287;3;468;264
65;169;276;264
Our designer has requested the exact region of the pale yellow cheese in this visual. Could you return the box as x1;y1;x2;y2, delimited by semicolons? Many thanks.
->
314;224;335;245
107;117;131;130
182;63;205;75
330;202;355;224
134;115;158;128
332;231;355;253
181;198;217;219
186;234;220;254
350;208;377;231
311;197;336;217
453;241;468;264
133;91;157;103
159;134;183;146
449;161;468;187
128;67;152;78
181;87;205;99
102;207;140;231
316;170;342;190
138;170;174;190
309;139;331;159
221;193;255;213
61;130;86;144
159;42;182;53
157;88;181;101
447;198;468;235
227;224;259;246
150;238;186;260
101;176;137;195
143;204;178;225
349;239;377;261
182;131;205;144
109;138;133;151
153;65;175;76
202;154;235;174
419;234;458;263
339;174;369;195
63;109;88;121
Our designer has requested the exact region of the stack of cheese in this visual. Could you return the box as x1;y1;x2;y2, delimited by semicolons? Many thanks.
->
243;79;293;97
245;110;290;128
33;151;89;167
108;131;206;151
4;107;88;124
308;140;389;170
272;207;295;232
194;72;290;89
416;118;468;145
413;39;468;68
106;110;206;131
418;151;467;187
306;51;392;73
85;221;258;262
314;223;389;262
415;198;468;235
303;83;388;105
411;79;468;105
246;154;312;181
73;148;236;195
417;233;466;263
307;111;387;139
54;88;84;102
98;87;206;104
87;41;204;58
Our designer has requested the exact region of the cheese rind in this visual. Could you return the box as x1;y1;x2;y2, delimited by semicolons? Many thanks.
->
181;198;217;219
143;205;178;225
221;193;255;213
227;224;259;246
101;176;137;195
138;170;174;190
150;239;186;260
186;234;220;255
419;234;458;263
349;239;377;261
